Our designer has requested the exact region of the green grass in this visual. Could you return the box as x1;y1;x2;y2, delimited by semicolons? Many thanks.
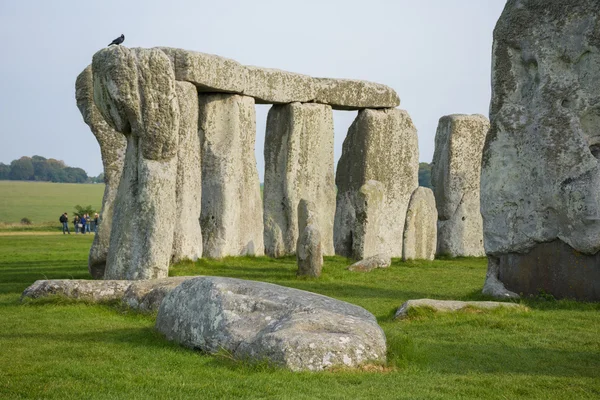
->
0;181;104;225
1;235;599;399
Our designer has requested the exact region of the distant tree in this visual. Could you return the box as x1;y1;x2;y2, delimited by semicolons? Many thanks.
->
92;172;105;183
64;167;88;183
74;204;96;217
9;157;34;180
0;163;10;180
418;162;432;188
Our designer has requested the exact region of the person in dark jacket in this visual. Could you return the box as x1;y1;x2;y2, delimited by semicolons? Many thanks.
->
93;213;99;234
59;213;70;234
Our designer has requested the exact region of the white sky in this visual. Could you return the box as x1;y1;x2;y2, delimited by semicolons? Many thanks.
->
0;0;506;179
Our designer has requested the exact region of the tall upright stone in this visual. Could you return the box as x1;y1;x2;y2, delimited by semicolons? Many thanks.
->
75;65;127;279
93;46;180;280
171;81;202;263
431;114;488;257
334;109;419;259
199;94;264;258
296;199;323;277
264;103;335;257
481;0;600;300
402;187;437;261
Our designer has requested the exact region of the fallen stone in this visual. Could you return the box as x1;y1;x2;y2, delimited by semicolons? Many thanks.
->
314;78;400;110
263;103;335;257
75;65;126;279
481;0;600;300
431;114;488;258
199;93;264;258
394;298;524;320
21;277;196;312
296;200;323;277
156;277;387;371
334;109;419;259
402;187;437;261
346;254;391;272
93;46;179;280
171;81;202;263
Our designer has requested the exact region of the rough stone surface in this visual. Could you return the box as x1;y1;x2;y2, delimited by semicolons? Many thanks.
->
394;298;524;320
314;78;400;110
402;187;437;261
334;109;419;259
263;103;335;257
158;47;247;94
156;277;387;371
75;65;127;279
122;277;195;312
346;254;391;272
157;47;399;109
21;278;196;312
296;200;323;277
481;0;600;300
245;66;315;104
431;114;488;258
21;279;132;302
199;94;264;258
93;46;179;280
171;82;202;263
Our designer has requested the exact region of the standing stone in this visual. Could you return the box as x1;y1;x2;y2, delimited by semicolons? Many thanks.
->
296;200;323;277
171;82;202;263
264;103;335;257
481;0;600;300
75;65;127;279
334;109;419;259
431;114;488;257
402;187;437;260
199;94;264;258
93;46;179;280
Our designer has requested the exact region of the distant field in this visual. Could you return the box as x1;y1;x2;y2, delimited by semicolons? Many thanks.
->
0;181;104;224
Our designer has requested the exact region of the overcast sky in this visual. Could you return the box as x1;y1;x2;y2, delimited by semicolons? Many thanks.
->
0;0;506;179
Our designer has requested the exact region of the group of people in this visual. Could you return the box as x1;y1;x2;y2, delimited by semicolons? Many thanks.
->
59;212;99;235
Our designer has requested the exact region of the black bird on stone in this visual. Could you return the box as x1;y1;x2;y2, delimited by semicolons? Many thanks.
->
108;34;125;46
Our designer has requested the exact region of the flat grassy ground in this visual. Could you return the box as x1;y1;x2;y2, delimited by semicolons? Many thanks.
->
0;181;104;225
1;234;599;399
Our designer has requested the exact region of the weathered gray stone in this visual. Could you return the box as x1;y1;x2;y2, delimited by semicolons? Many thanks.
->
21;277;196;312
346;254;391;272
245;66;315;104
158;47;247;94
122;277;195;312
199;94;264;258
263;103;335;257
314;78;400;110
334;109;419;259
93;46;179;280
75;65;127;279
402;187;437;261
21;279;132;302
171;82;202;263
394;298;524;320
481;0;600;300
157;47;399;109
156;277;387;371
296;200;323;277
431;114;488;257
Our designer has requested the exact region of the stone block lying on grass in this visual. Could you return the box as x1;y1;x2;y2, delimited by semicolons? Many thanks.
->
346;254;391;272
21;277;196;312
156;276;386;371
394;298;524;320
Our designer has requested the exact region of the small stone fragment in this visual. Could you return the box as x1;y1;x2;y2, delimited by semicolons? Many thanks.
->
394;298;524;320
346;254;391;272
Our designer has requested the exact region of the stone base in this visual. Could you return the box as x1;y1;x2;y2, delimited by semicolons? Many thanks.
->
497;240;600;301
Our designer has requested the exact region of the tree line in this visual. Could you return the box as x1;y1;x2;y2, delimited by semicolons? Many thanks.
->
0;156;103;184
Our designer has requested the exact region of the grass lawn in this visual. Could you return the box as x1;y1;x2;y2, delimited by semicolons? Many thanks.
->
0;181;104;225
0;234;599;399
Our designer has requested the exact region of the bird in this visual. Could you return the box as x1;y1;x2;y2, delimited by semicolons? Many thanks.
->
108;34;125;46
